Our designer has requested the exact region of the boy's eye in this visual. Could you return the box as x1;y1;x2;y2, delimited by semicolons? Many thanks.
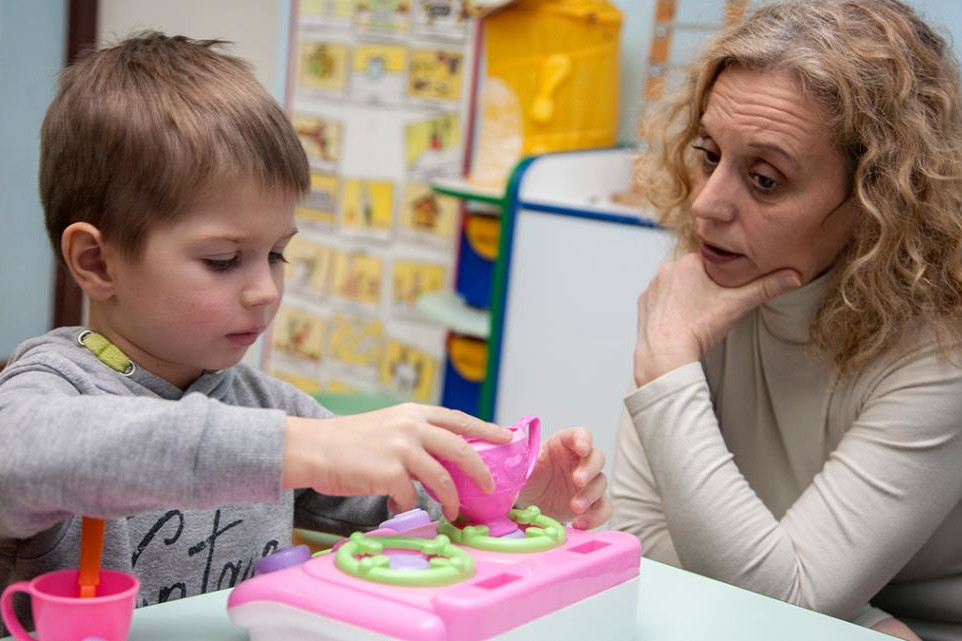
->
268;251;289;265
204;256;239;271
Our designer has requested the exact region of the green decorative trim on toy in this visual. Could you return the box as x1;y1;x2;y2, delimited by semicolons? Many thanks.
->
438;506;566;553
334;532;474;586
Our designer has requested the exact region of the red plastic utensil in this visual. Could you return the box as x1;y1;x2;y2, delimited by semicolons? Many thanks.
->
78;517;106;598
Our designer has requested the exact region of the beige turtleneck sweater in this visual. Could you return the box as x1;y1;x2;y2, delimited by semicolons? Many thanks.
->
611;274;962;635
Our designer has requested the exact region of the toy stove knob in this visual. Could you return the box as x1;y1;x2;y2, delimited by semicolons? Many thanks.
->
378;508;431;533
254;544;311;575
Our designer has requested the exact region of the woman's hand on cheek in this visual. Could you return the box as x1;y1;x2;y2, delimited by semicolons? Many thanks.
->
634;253;801;387
519;427;611;529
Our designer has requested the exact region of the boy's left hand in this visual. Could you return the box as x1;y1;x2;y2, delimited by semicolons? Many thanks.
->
518;427;611;530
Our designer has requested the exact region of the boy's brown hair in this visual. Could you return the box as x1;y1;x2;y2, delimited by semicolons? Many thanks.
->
40;31;309;261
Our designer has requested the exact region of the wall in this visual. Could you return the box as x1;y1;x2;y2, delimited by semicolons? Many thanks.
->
2;0;961;360
914;1;962;55
97;0;290;103
0;0;291;360
0;1;65;358
612;0;962;144
611;0;651;145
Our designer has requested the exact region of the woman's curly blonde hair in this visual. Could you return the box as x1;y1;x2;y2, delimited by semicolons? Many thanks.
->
637;0;962;371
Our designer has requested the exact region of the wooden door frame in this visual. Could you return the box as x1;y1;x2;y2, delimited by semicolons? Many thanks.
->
51;0;98;330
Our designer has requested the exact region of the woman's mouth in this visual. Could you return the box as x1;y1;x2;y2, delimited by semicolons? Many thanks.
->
699;241;743;264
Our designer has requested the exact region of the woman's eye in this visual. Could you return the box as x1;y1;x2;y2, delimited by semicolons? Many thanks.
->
204;257;239;271
751;173;780;191
268;251;289;265
691;144;720;167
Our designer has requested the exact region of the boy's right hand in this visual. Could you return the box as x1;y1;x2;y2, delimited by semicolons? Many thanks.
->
281;403;512;521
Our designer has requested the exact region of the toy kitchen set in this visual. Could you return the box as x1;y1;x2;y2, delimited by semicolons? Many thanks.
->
227;417;642;640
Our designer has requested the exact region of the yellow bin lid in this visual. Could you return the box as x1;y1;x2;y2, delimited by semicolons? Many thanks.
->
484;0;622;25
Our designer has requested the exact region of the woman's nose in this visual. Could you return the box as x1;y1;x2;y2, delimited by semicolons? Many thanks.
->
691;166;738;223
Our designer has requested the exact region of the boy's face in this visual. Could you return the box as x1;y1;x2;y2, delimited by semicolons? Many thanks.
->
100;184;297;388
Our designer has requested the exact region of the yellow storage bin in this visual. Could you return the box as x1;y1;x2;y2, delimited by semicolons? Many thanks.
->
472;0;622;187
441;334;489;416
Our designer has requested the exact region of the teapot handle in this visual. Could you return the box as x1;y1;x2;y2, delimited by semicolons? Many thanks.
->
516;416;541;479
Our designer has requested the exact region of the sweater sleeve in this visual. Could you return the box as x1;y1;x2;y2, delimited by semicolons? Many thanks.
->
270;378;407;535
0;363;287;539
610;398;680;565
624;357;962;619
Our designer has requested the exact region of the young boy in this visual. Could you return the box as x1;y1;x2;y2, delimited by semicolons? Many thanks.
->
0;32;610;630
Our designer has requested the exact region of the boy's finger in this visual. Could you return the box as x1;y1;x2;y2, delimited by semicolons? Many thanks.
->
406;452;461;521
425;429;496;494
388;481;418;516
425;407;511;442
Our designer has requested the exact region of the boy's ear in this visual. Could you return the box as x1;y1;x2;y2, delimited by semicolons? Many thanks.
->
61;222;117;302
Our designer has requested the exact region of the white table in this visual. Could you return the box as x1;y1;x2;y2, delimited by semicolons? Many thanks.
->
99;559;887;641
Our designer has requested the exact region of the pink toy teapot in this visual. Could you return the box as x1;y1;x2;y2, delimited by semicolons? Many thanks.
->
439;415;540;537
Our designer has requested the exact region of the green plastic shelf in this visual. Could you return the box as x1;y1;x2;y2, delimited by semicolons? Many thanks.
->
415;291;490;339
431;176;505;206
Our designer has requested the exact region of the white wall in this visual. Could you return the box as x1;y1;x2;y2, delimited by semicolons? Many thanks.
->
97;0;291;102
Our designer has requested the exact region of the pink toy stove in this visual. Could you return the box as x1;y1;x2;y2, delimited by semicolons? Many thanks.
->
227;507;641;641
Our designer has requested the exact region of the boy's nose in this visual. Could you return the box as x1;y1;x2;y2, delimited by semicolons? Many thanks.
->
242;267;281;308
691;167;738;223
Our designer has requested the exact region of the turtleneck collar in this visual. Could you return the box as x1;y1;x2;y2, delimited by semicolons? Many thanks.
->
757;270;832;344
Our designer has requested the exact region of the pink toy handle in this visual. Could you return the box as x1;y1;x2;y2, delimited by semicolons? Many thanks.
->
1;582;38;641
517;416;541;480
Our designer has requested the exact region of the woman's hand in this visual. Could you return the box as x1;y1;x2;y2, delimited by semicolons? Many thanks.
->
281;403;511;521
634;253;801;387
519;427;611;529
872;617;923;641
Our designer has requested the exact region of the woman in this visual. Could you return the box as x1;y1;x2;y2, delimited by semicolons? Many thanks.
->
610;2;962;640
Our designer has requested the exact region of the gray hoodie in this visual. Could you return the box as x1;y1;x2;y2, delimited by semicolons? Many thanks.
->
0;327;398;632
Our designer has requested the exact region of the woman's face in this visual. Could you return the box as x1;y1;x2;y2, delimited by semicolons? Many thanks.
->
690;65;859;288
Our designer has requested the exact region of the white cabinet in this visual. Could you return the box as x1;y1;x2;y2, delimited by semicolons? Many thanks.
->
487;148;672;475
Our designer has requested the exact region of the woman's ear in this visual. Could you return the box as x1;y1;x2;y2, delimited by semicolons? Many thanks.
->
61;222;116;302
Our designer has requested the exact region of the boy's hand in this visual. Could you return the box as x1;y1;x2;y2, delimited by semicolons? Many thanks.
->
518;427;611;530
281;403;511;521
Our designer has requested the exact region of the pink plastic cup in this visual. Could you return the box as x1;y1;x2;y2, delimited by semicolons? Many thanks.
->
433;416;541;536
1;569;139;641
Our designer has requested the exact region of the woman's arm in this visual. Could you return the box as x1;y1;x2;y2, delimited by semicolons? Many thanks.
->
627;348;962;619
610;401;680;565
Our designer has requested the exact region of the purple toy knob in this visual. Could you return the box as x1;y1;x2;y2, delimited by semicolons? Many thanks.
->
254;545;311;575
379;508;431;533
